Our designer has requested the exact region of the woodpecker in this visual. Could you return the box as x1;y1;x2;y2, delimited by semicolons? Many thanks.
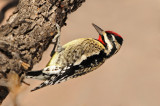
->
26;23;123;91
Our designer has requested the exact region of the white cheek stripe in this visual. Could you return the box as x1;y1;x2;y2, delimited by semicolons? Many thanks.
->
112;36;121;53
104;35;113;53
114;41;121;53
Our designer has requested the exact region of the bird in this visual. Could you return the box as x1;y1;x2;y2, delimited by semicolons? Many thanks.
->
25;23;123;91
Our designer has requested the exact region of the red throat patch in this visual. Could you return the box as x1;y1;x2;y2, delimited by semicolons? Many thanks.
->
98;35;105;45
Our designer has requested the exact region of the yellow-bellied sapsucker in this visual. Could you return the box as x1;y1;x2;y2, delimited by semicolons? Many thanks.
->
26;23;123;91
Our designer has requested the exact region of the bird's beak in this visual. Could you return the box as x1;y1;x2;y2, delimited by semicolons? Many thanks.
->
92;23;106;36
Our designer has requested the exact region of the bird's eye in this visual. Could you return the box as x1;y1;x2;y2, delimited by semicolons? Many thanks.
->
107;33;112;39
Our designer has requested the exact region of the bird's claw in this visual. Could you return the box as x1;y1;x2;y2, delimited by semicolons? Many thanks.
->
20;61;30;70
50;23;64;56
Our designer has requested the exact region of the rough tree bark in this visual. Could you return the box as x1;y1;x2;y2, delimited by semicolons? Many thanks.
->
0;0;85;104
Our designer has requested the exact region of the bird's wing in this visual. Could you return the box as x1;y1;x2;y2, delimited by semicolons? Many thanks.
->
31;49;107;92
31;39;106;91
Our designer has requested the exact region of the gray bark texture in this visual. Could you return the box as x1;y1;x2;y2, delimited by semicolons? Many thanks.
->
0;0;85;104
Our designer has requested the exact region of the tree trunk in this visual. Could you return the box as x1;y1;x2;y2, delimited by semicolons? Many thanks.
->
0;0;85;104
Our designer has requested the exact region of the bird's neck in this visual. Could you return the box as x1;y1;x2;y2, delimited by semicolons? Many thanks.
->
105;41;117;58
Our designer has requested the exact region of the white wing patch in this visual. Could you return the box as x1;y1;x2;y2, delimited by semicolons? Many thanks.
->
43;66;61;75
74;55;87;66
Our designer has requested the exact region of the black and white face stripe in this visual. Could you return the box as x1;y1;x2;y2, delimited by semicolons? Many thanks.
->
108;33;122;54
101;33;113;52
101;32;123;56
114;35;123;45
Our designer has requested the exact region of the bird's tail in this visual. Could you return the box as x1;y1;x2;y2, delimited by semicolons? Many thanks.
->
30;75;60;92
26;69;50;80
30;80;51;92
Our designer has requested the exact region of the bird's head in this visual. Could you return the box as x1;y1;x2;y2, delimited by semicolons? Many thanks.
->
92;23;123;54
